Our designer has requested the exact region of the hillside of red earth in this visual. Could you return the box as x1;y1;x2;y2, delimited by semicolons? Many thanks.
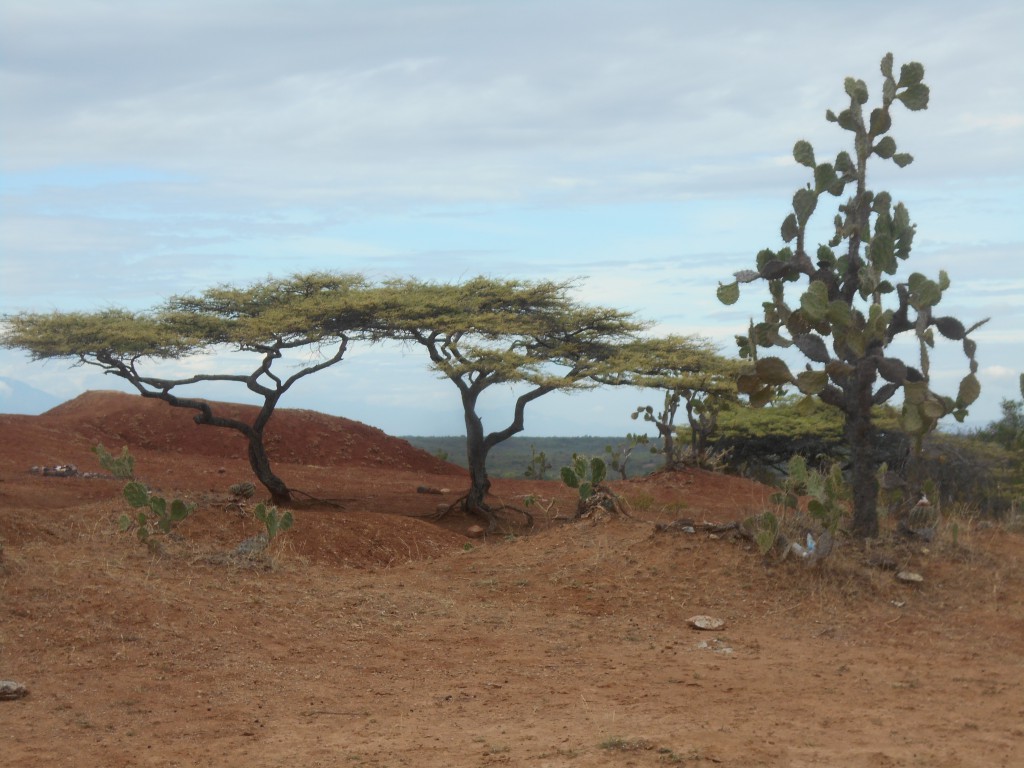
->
1;391;1022;766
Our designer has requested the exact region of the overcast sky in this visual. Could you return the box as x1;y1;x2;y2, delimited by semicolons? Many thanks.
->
1;0;1022;437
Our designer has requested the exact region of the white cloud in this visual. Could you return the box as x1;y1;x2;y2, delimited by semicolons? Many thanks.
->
983;366;1022;381
1;0;1021;433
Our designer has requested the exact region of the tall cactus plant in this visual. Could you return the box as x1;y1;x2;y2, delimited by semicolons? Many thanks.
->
717;53;987;538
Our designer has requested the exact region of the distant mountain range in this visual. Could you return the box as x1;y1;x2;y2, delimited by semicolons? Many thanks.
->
0;377;61;415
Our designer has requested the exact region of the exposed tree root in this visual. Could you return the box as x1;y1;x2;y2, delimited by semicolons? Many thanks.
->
427;494;534;532
574;484;632;522
286;488;347;509
653;519;749;538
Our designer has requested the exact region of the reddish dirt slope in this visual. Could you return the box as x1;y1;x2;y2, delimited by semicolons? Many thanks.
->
28;390;458;471
1;392;1022;767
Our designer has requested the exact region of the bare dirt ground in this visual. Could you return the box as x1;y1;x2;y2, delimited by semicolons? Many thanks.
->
1;391;1022;767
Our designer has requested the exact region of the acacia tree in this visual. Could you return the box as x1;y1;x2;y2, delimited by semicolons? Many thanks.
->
599;335;742;469
715;54;986;537
2;272;378;504
381;277;644;530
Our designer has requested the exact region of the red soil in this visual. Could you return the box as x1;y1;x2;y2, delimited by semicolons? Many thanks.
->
1;391;1021;766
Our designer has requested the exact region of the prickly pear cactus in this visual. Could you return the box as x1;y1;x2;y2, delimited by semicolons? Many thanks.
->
119;480;195;545
559;454;606;501
716;54;987;537
93;443;135;479
254;502;293;542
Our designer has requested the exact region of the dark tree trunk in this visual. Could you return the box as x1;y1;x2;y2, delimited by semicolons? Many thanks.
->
457;380;554;531
103;336;356;508
246;427;292;505
659;391;680;470
847;357;879;538
463;405;492;517
660;423;675;470
136;388;294;505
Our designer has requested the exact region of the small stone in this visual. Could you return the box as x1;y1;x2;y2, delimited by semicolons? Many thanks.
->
687;615;725;631
896;571;924;583
466;525;486;538
0;681;29;700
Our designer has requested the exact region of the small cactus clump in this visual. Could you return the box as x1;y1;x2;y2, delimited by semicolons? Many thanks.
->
93;443;135;480
229;482;256;499
119;480;195;549
254;502;293;543
560;454;606;502
98;444;196;550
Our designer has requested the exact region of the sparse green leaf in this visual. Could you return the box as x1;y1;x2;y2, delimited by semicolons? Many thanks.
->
807;498;826;519
813;163;838;194
755;357;794;385
826;299;853;330
834;151;855;177
793;188;817;226
876;357;908;384
749;386;775;408
795;369;828;395
781;213;798;243
793;333;831;364
793;140;816;167
883;78;896;103
957;373;981;407
800;281;829;323
844;77;869;105
908;273;941;309
123;481;149;508
837;108;858;132
169;499;191;521
873;136;896;158
869;107;892;136
897;62;924;88
921;397;946;420
934;316;965;340
963;337;977;359
736;373;763;395
881;53;894;79
717;281;740;305
901;404;924;433
825;360;854;383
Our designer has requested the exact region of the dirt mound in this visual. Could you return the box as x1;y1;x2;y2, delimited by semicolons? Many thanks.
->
28;390;457;473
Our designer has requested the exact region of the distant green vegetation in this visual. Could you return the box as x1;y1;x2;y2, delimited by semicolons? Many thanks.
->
403;435;663;479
